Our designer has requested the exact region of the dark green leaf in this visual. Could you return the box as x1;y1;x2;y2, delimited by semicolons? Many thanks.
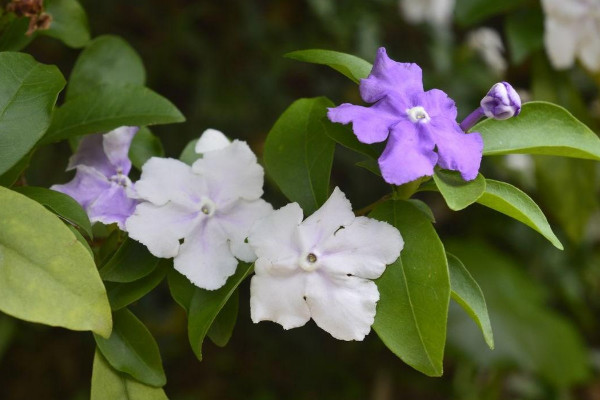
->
94;309;166;387
0;16;33;51
106;261;168;311
455;0;524;26
505;7;544;65
355;158;381;176
42;85;185;144
101;238;161;283
285;49;372;84
0;52;65;175
473;102;600;160
207;291;239;347
432;170;486;211
0;187;111;337
323;122;379;159
42;0;90;48
0;151;32;187
13;186;93;238
370;200;450;377
407;199;435;222
264;97;336;214
129;127;165;170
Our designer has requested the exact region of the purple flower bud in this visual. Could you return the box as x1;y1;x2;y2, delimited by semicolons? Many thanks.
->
480;82;521;120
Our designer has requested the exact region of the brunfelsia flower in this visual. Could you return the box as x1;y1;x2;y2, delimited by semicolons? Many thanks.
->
459;82;522;132
248;187;403;341
126;129;273;290
328;47;483;186
51;126;139;230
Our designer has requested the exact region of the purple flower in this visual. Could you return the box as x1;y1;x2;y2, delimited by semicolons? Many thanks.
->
480;82;521;120
51;126;139;230
328;47;483;185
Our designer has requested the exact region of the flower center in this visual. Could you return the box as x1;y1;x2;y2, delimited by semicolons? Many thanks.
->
109;171;132;188
406;106;431;124
199;197;216;217
299;252;318;272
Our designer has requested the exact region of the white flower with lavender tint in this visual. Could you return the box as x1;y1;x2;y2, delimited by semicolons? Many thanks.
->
51;126;139;230
399;0;455;26
541;0;600;71
126;129;272;290
248;188;403;341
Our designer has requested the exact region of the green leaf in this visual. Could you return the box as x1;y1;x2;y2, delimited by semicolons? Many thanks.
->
207;291;239;347
447;252;494;349
323;122;379;159
0;16;33;51
505;7;544;65
94;308;166;387
0;151;32;187
42;85;185;144
477;179;563;250
106;261;168;311
42;0;90;48
129;127;165;170
407;199;435;222
455;0;524;26
179;139;200;165
168;263;253;361
370;200;450;377
91;351;168;400
67;35;145;100
13;186;93;238
101;238;160;283
285;49;372;84
432;170;486;211
355;158;381;176
0;52;65;175
0;186;111;337
473;102;600;160
264;97;336;214
68;225;93;257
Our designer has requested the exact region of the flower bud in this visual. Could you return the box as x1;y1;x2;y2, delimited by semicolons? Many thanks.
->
480;82;521;120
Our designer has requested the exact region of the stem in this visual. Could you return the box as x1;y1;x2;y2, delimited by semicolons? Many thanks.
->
459;107;485;132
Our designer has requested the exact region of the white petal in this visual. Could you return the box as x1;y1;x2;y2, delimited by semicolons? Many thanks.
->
305;273;379;341
126;202;199;258
544;18;579;69
103;126;138;173
577;20;600;71
319;216;403;279
248;202;303;266
217;199;273;262
194;129;231;154
135;157;207;207
192;141;264;204
250;272;310;330
174;219;238;290
297;187;355;252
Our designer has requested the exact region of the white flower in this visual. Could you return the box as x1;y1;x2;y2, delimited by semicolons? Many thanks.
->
466;28;507;75
399;0;455;26
541;0;600;71
126;130;273;290
248;188;404;341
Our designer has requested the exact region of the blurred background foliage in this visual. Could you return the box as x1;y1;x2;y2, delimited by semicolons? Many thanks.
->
0;0;599;399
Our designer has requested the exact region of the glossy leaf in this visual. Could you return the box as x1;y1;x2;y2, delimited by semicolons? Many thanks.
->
207;291;239;347
0;187;111;337
42;85;185;144
473;102;600;160
432;170;486;211
42;0;90;48
264;97;336;214
101;238;161;283
129;127;165;170
91;351;168;400
106;261;168;311
0;52;65;175
447;252;494;349
94;308;166;387
285;49;372;84
370;200;450;377
477;179;563;250
67;35;145;100
13;186;93;238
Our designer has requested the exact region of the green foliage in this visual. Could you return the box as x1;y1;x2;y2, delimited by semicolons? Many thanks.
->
100;238;161;283
207;291;239;347
129;127;165;170
431;170;486;211
105;261;169;311
42;0;90;48
94;308;167;387
179;139;200;165
0;52;65;175
0;16;33;51
474;102;600;160
370;200;450;377
455;0;525;26
323;122;379;160
0;186;111;337
285;49;372;83
13;186;93;237
504;7;544;65
91;351;168;400
264;97;336;214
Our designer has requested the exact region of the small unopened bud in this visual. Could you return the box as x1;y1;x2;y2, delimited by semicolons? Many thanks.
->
481;82;521;120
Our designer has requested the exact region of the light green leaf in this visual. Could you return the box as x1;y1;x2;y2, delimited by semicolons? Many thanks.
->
432;170;486;211
67;35;145;100
370;200;450;377
129;127;165;170
447;252;494;349
285;49;372;84
105;261;168;311
42;85;185;144
474;102;600;160
179;139;200;165
264;97;336;214
42;0;90;48
0;186;111;337
101;238;160;283
13;186;93;238
207;291;239;347
68;225;93;257
0;52;65;175
94;309;166;387
476;179;563;250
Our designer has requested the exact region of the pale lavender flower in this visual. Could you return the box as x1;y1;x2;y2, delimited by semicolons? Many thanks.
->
328;47;483;185
248;187;403;341
51;126;139;230
126;130;273;290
